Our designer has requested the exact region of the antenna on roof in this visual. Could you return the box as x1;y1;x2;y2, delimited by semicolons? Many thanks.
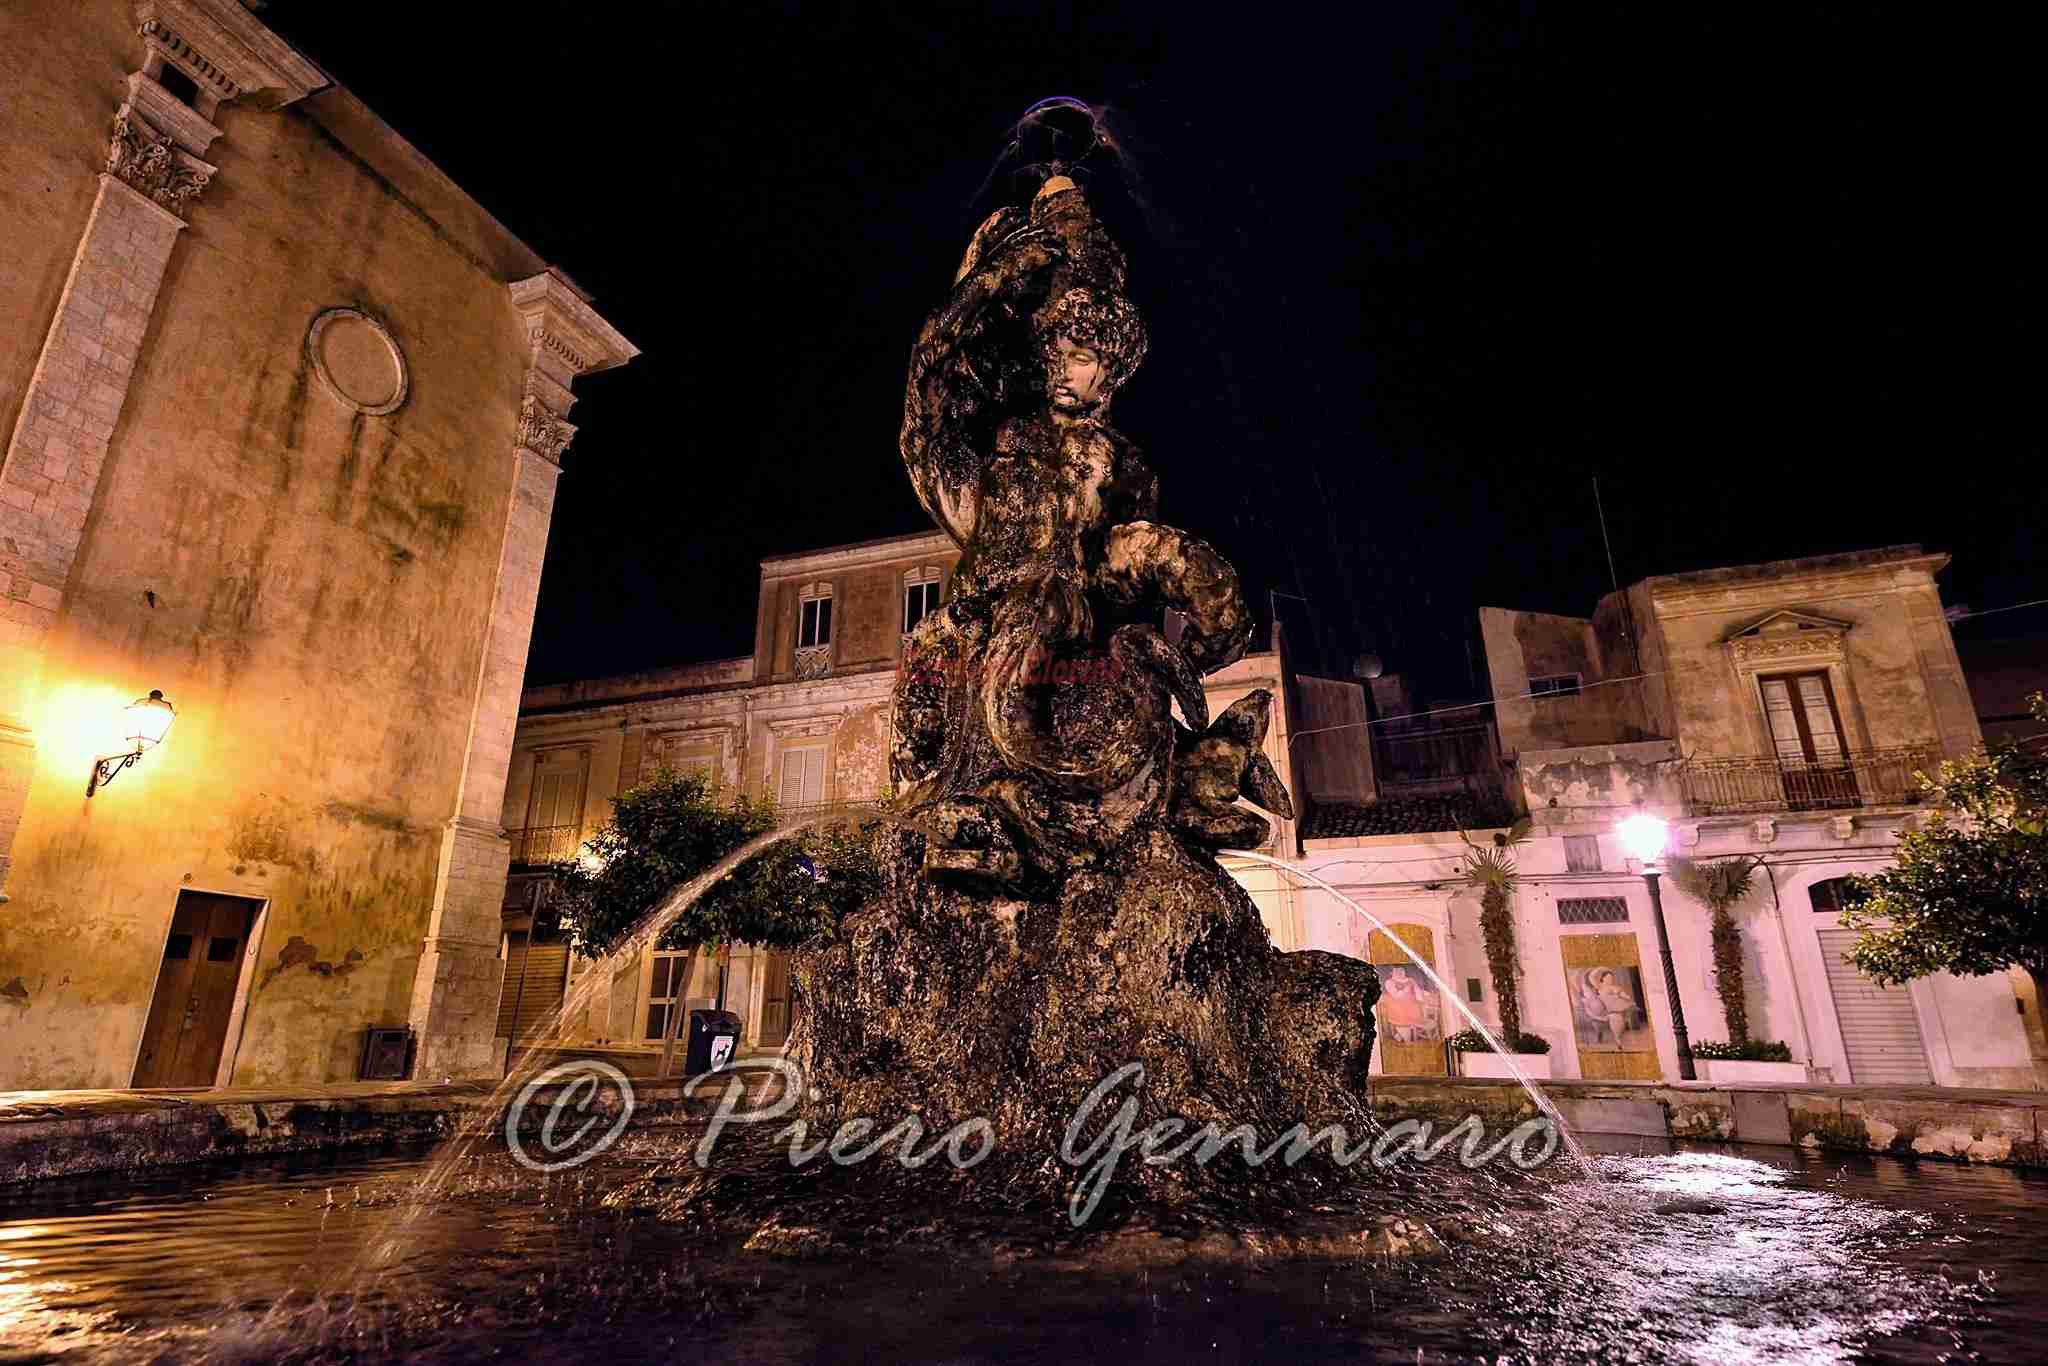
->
1593;475;1643;675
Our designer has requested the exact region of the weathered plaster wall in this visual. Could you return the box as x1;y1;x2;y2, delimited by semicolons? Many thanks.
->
1517;741;1682;823
1480;605;1659;757
0;2;533;1087
1643;551;1978;761
1292;675;1375;804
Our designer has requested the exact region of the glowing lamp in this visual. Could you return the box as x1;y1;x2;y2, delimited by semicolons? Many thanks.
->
87;690;175;797
1616;812;1671;867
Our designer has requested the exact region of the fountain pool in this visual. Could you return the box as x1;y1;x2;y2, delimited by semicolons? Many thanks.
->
2;1132;2043;1363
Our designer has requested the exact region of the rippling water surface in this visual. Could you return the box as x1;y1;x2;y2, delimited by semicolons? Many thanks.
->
1;1134;2042;1363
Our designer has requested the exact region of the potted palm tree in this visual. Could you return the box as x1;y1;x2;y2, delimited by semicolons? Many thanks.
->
1455;818;1553;1078
1669;856;1808;1084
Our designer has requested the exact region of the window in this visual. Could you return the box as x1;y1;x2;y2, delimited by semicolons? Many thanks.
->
1808;878;1858;914
777;745;827;809
1759;671;1846;764
1563;835;1603;872
645;952;698;1040
1557;897;1630;925
1530;673;1582;699
904;567;943;634
1466;977;1484;1003
798;584;833;649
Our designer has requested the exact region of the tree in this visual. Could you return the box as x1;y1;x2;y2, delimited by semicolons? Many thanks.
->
1670;855;1761;1045
548;770;881;1061
1460;816;1532;1042
1843;693;2048;998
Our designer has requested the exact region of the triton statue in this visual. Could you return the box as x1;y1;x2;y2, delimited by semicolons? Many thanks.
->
783;168;1384;1220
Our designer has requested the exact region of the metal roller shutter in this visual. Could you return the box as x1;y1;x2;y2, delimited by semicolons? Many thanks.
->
1816;928;1933;1084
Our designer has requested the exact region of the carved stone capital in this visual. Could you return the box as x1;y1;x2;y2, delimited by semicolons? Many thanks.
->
108;107;215;217
516;392;578;464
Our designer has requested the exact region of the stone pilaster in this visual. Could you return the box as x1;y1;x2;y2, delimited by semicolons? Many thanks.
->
0;139;196;899
0;0;321;900
408;270;636;1078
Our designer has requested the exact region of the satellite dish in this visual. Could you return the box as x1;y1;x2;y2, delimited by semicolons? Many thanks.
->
1353;652;1384;681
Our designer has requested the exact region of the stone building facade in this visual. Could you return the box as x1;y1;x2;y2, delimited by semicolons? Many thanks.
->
1296;546;2041;1089
497;531;1325;1063
0;1;634;1088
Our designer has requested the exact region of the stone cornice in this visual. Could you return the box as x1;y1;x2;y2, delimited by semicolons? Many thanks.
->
135;0;329;109
1648;553;1951;618
509;271;640;377
759;531;958;582
125;71;222;155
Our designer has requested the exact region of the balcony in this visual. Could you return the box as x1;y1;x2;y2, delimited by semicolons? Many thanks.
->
1678;746;1940;817
509;823;584;866
774;797;884;829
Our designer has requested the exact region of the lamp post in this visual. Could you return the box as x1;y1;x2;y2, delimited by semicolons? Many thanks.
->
1617;811;1695;1081
86;690;175;797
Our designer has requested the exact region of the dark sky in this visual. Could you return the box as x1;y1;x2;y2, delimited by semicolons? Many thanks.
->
267;3;2039;695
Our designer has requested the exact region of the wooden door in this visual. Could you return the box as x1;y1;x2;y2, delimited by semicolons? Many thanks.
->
133;893;259;1088
758;950;794;1046
496;929;571;1044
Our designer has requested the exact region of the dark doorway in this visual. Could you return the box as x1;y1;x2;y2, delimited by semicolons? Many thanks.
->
133;892;261;1088
758;950;793;1047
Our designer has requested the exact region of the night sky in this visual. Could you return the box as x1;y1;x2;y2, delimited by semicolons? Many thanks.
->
266;4;2039;695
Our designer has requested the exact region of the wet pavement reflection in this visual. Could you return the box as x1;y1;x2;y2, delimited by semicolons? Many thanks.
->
1;1134;2043;1363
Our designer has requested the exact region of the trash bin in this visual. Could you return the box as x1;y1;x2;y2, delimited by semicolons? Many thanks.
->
685;1009;744;1074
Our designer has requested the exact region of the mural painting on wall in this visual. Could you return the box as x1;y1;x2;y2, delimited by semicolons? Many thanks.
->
1560;932;1662;1080
1368;926;1447;1075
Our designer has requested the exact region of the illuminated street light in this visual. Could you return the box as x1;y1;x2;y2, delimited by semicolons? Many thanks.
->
1616;809;1696;1080
86;690;175;798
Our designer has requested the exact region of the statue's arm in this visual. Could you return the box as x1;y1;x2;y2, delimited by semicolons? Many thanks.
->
1096;521;1254;677
899;205;1055;546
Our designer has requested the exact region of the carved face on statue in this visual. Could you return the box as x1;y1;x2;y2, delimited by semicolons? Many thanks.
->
1038;285;1146;415
1048;334;1107;411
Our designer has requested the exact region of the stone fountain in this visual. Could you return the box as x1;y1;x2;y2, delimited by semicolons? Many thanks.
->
779;170;1385;1220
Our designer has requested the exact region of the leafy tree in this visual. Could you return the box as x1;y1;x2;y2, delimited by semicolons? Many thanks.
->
1843;693;2048;998
1670;855;1762;1046
1460;816;1533;1042
548;770;880;1020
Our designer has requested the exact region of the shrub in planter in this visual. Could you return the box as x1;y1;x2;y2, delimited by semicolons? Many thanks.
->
1687;1039;1793;1063
1447;1028;1551;1055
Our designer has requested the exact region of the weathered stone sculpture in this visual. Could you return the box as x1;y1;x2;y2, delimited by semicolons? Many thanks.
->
785;174;1382;1221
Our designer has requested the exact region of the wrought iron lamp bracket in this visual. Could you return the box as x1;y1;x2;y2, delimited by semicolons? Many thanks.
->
87;747;143;798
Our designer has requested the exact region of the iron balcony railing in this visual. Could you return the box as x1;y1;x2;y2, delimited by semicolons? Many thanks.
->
1678;745;1940;817
509;823;584;866
774;797;884;828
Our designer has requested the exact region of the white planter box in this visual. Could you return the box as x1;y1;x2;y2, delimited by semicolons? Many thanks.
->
1695;1059;1809;1085
1458;1051;1553;1080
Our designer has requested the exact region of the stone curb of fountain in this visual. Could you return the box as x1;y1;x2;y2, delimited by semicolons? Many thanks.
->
1370;1077;2048;1167
0;1071;783;1187
4;1072;2041;1186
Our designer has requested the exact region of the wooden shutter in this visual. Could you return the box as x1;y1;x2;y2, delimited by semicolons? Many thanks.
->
778;746;826;807
497;933;570;1042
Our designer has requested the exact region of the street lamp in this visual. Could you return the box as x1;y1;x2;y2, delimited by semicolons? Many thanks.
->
86;690;175;798
1616;811;1696;1080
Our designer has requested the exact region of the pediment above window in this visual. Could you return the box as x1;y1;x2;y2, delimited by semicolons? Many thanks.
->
1723;609;1851;664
